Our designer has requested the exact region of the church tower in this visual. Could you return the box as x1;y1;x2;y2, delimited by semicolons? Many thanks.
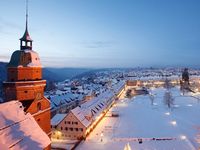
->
3;1;51;138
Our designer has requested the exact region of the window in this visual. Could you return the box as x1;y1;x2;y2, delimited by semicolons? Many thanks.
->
95;107;99;111
37;118;40;122
79;128;83;132
70;128;73;131
37;102;42;111
65;127;68;131
22;41;26;46
67;121;71;124
72;121;78;125
64;121;67;124
24;91;28;93
75;128;78;131
92;109;96;114
61;127;63;130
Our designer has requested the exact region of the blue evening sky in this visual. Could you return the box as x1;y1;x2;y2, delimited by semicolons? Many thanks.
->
0;0;200;68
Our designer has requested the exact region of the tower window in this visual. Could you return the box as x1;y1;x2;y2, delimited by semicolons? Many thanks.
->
24;91;28;93
22;41;26;46
37;102;42;111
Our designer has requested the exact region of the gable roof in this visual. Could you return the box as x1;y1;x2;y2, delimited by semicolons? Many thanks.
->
70;107;91;128
51;114;67;126
0;101;50;150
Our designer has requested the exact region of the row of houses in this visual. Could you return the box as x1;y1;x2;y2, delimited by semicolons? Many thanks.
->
49;92;84;118
51;80;125;140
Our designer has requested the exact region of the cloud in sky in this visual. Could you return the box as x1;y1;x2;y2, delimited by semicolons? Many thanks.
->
82;41;115;49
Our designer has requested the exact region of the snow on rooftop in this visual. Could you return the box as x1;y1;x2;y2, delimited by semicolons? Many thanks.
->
51;114;67;126
0;101;50;150
70;107;91;127
25;49;42;67
50;93;76;109
70;81;125;128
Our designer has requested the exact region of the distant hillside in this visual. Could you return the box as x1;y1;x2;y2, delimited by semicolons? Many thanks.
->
0;62;7;97
46;67;92;81
0;62;92;97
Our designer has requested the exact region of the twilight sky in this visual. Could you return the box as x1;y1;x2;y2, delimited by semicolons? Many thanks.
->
0;0;200;68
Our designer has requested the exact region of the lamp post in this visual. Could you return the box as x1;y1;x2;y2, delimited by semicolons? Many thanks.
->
101;132;103;142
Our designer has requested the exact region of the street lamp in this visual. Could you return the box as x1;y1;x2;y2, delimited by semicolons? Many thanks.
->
101;132;103;142
171;121;177;126
180;135;187;140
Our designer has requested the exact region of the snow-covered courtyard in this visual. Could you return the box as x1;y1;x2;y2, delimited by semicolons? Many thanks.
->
77;87;200;150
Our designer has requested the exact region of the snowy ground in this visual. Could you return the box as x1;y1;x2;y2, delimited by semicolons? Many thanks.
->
76;87;200;150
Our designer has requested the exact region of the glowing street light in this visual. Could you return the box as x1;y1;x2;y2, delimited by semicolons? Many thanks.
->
101;132;104;142
165;112;170;116
171;121;177;126
180;135;187;140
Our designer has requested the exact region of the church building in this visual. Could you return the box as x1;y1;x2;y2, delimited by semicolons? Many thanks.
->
2;2;51;147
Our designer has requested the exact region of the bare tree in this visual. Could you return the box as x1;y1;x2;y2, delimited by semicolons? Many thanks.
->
149;94;155;105
164;91;174;109
164;78;172;89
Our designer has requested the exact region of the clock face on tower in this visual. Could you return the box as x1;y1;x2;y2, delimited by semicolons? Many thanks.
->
35;92;42;100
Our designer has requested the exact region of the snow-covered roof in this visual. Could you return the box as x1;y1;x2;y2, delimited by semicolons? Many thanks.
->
70;107;91;127
0;101;50;150
50;93;76;109
70;81;125;128
51;114;67;126
8;50;42;67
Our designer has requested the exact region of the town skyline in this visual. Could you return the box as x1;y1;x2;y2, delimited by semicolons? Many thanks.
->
0;0;200;68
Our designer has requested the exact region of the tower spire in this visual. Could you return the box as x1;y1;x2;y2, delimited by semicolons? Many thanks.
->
26;0;28;31
20;0;33;50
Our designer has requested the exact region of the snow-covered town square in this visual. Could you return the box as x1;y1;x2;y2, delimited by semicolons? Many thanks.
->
77;87;200;150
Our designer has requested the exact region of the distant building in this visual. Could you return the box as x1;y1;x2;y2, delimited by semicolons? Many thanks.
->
50;93;81;117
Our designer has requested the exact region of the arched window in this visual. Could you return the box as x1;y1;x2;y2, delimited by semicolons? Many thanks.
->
37;102;42;111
